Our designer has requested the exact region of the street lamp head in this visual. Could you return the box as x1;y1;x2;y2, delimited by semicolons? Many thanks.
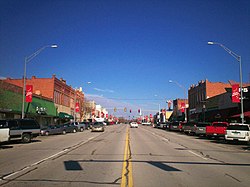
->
51;44;58;48
207;41;214;45
169;80;173;83
87;82;91;84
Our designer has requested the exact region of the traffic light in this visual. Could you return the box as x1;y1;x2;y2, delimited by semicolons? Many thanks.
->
124;107;127;112
130;109;132;113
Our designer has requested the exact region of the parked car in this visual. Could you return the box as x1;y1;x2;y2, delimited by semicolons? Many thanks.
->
72;122;86;132
40;125;66;136
195;122;212;136
0;119;40;143
91;122;105;132
206;121;229;139
130;122;139;128
142;122;151;126
61;123;77;133
225;123;250;144
182;122;197;135
169;121;182;131
83;122;91;129
159;122;167;129
179;122;186;132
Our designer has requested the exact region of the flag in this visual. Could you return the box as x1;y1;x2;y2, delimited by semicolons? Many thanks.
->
75;102;80;112
232;84;240;103
181;102;185;113
25;85;33;102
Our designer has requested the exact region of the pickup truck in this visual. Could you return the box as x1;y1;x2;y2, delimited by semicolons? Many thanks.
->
206;121;229;139
0;119;40;143
0;120;10;143
0;128;10;143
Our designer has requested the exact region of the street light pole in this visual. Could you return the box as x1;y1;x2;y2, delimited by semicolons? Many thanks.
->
169;80;187;121
208;41;244;124
21;44;58;119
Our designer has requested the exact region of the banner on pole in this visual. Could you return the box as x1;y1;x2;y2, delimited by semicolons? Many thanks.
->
25;85;33;102
75;102;80;112
232;84;240;103
181;102;185;113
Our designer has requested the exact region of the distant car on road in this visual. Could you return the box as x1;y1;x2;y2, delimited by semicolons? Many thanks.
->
91;122;105;132
142;122;151;126
130;122;139;128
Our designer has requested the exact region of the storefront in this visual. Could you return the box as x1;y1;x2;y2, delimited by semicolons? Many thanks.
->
0;89;58;126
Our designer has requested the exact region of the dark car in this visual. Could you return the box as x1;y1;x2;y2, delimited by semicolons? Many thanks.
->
169;121;182;131
40;125;66;136
83;121;91;130
182;122;197;135
61;123;77;133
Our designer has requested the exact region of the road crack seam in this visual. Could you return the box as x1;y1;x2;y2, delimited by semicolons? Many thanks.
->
225;173;241;183
125;130;132;186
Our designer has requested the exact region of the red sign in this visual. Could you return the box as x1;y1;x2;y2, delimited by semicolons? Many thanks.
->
232;84;240;103
75;102;80;112
25;85;33;102
181;102;185;113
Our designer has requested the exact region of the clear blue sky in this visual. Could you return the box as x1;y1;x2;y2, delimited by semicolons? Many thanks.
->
1;0;250;117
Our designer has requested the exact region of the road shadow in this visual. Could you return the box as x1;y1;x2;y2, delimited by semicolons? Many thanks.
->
0;144;13;149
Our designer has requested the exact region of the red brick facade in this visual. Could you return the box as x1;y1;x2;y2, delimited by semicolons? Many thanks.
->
3;75;84;118
188;79;231;113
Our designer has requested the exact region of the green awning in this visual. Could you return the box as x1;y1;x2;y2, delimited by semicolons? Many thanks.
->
58;112;73;119
28;97;57;117
0;89;57;117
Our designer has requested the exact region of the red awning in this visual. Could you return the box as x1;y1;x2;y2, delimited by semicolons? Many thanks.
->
231;111;250;118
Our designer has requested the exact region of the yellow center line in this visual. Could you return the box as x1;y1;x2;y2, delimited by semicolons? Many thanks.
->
121;126;133;187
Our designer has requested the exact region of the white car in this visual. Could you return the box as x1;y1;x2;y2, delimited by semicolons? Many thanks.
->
225;123;250;143
130;122;139;128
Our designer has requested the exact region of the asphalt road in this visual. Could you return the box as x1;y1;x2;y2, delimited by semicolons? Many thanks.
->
0;124;250;187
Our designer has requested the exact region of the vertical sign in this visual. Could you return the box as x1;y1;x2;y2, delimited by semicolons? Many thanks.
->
75;102;80;112
25;85;33;102
181;102;185;113
167;100;172;110
232;84;240;103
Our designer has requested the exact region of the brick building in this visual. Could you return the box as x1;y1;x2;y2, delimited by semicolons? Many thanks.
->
172;98;188;121
0;80;57;125
4;75;85;122
188;79;250;122
188;80;231;115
